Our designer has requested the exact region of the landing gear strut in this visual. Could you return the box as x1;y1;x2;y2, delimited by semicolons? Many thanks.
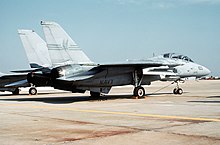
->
12;88;20;95
90;91;101;99
133;69;145;98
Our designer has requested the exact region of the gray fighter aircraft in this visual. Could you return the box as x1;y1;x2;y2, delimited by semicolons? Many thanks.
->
24;21;210;98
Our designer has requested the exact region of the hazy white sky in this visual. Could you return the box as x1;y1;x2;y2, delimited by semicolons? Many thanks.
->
0;0;220;75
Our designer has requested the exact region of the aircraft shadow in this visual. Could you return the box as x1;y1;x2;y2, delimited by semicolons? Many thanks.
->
0;92;70;97
188;95;220;103
206;96;220;98
146;92;189;96
0;92;189;104
146;92;174;96
188;100;220;103
0;95;133;104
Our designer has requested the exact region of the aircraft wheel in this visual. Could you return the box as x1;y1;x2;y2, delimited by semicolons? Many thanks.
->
12;88;20;95
177;88;183;95
173;88;178;94
29;87;37;95
133;86;145;98
173;88;183;95
90;91;101;99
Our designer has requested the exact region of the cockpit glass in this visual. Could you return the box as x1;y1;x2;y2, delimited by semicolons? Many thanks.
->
163;53;170;58
163;53;194;62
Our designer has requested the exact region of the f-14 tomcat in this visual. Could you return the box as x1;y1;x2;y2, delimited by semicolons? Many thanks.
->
23;21;210;98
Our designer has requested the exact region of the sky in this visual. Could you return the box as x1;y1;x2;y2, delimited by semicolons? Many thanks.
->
0;0;220;76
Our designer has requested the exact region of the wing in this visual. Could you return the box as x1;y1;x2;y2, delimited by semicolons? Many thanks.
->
56;60;181;82
93;60;181;70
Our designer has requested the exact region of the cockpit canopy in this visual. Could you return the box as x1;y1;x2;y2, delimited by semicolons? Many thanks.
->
163;53;194;62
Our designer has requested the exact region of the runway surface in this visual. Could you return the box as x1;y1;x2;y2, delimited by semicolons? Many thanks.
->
0;80;220;145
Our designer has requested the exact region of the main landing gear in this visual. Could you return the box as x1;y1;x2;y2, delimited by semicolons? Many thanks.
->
133;70;145;98
172;79;184;95
12;88;20;95
90;91;101;99
133;86;145;98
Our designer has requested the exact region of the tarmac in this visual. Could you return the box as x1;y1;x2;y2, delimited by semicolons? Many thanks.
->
0;80;220;145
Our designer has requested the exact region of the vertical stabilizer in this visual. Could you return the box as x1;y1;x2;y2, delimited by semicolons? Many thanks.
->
41;21;93;66
18;29;52;68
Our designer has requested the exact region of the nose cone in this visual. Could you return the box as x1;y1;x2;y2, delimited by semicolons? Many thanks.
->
203;66;211;76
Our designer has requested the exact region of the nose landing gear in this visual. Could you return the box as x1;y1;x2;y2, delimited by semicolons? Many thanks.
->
173;87;183;95
172;79;184;95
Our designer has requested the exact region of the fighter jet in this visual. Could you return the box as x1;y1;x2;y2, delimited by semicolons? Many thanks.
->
21;21;211;97
24;21;184;98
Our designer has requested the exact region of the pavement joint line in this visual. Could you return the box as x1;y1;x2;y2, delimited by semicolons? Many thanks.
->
1;103;220;122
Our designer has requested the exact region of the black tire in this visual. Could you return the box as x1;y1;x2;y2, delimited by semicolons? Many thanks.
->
177;88;183;95
133;86;145;98
29;87;37;95
12;88;20;95
173;88;178;94
90;91;101;99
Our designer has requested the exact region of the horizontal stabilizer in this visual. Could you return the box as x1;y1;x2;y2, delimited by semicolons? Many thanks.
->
11;67;50;73
5;79;28;87
11;69;39;73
